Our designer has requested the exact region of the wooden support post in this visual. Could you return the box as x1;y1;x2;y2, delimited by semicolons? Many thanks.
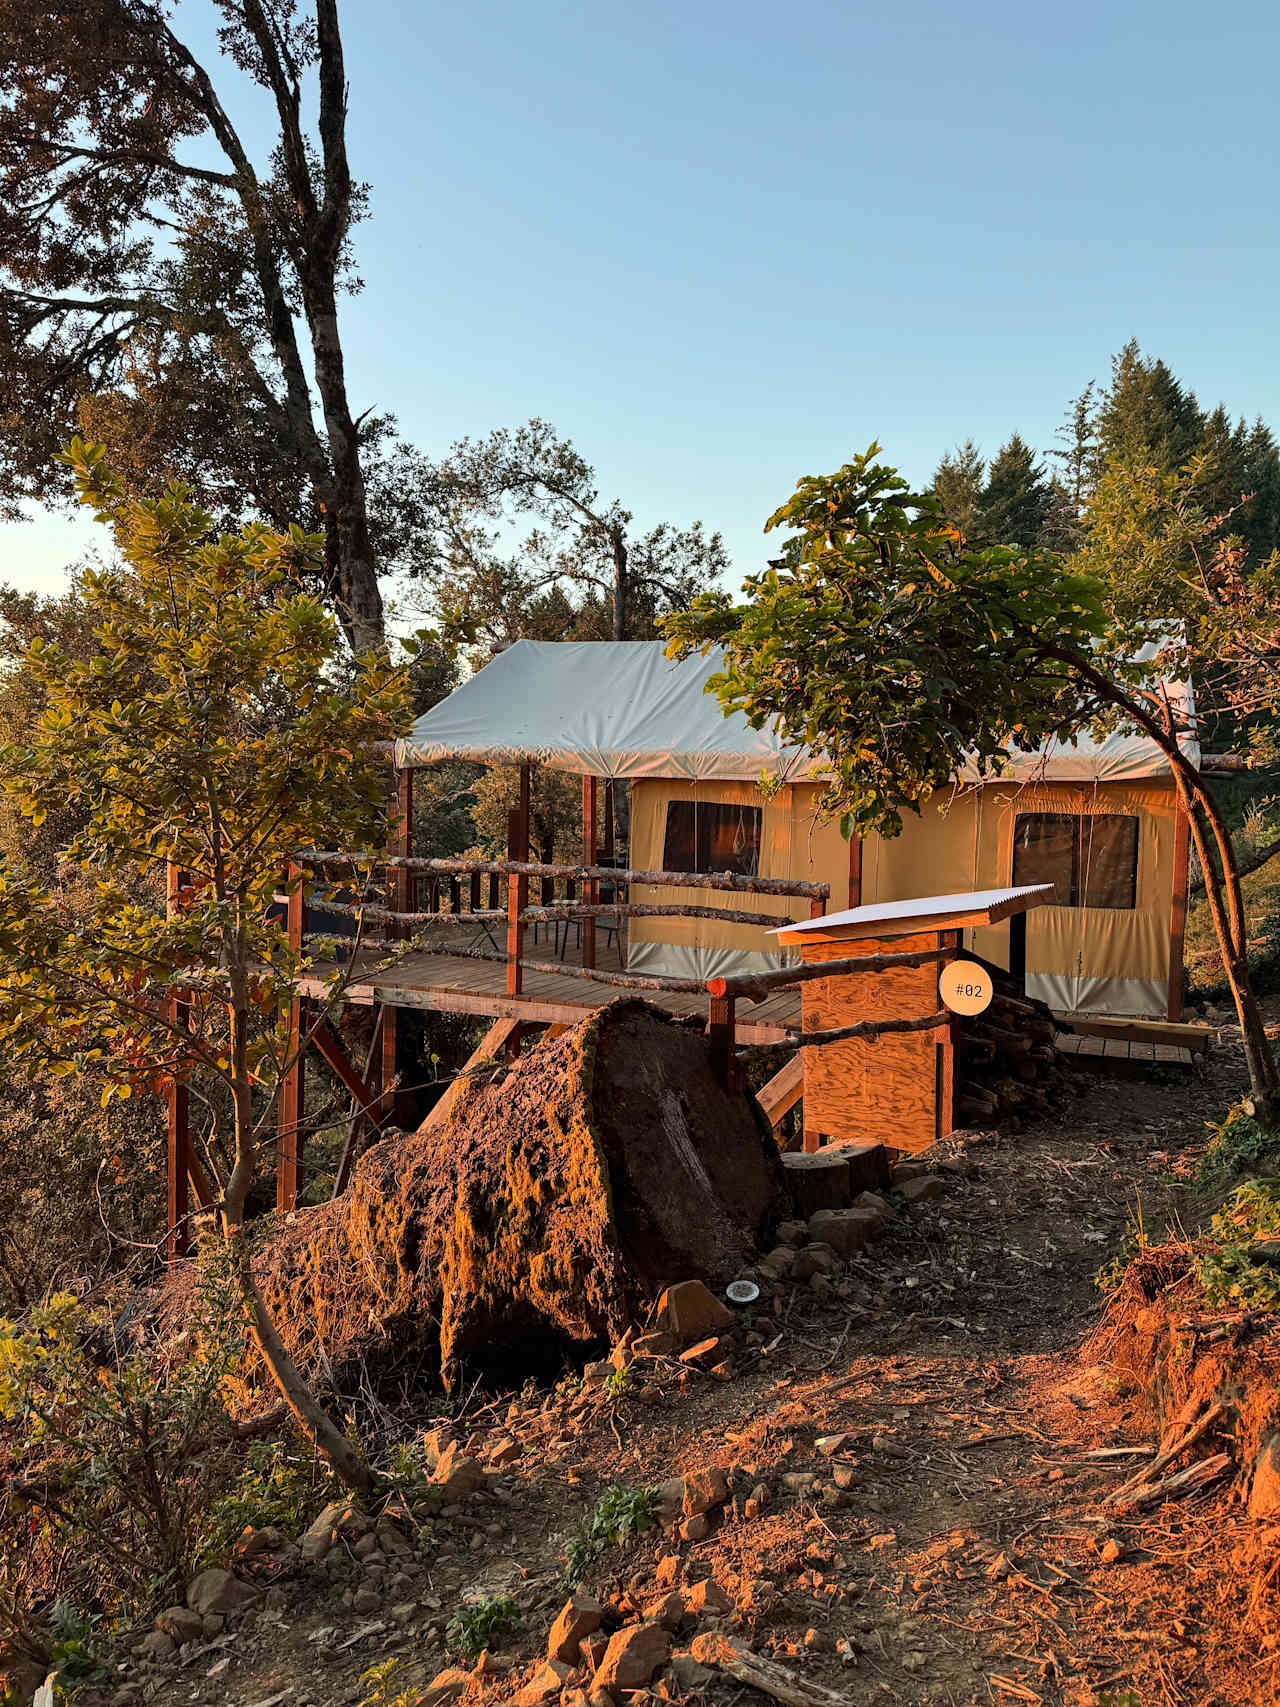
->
603;780;616;862
380;766;414;1126
1168;798;1191;1022
847;833;863;910
166;862;191;1263
582;775;598;970
1008;910;1027;994
707;993;737;1092
506;763;531;997
332;1007;384;1199
277;861;305;1213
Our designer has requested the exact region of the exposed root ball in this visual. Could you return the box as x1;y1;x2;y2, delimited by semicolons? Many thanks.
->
253;999;784;1388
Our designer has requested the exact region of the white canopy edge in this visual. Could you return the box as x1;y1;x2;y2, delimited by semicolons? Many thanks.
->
395;639;1199;784
771;884;1056;937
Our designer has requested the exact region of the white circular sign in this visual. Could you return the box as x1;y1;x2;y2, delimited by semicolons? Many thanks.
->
939;960;993;1016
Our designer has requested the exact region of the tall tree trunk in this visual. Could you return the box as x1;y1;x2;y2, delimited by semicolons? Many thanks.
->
611;529;629;642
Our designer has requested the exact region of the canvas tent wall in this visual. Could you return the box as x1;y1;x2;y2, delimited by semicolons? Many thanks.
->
396;639;1196;1020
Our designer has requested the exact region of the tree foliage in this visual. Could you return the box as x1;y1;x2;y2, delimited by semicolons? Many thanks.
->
402;420;730;652
0;0;386;650
0;439;408;1485
666;443;1280;1117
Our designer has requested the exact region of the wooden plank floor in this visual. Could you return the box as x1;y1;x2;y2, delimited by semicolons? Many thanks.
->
1056;1032;1194;1070
297;932;802;1044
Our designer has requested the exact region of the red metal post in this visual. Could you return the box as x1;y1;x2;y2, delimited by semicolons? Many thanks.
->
582;774;598;970
277;861;305;1212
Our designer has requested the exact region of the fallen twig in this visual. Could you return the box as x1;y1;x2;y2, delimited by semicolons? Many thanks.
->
1102;1401;1229;1506
690;1633;855;1706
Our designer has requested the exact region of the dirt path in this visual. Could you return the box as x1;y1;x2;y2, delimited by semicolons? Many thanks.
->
129;1043;1261;1707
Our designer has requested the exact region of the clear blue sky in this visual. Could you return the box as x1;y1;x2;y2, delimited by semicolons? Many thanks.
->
5;0;1280;601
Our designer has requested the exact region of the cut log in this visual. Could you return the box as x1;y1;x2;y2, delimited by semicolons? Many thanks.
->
689;1633;855;1706
181;1000;785;1390
756;1053;804;1129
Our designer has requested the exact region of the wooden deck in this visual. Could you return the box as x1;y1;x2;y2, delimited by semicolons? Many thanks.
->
297;930;803;1044
1055;1032;1195;1071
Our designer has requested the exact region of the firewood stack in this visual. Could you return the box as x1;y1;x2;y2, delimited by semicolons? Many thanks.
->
951;972;1077;1129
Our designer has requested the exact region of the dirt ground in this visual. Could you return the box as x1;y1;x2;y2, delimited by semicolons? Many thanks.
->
126;1032;1273;1707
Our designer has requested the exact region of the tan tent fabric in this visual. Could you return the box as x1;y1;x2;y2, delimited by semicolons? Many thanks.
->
628;776;1180;1017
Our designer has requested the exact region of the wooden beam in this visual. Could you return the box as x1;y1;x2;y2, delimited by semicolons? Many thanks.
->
847;833;862;910
756;1051;803;1129
707;993;737;1092
313;1020;388;1125
380;766;414;1125
332;1008;384;1199
582;775;598;970
418;1016;526;1134
1167;798;1191;1022
277;865;305;1213
507;764;531;997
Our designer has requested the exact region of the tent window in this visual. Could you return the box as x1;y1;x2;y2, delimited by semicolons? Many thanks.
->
663;801;762;876
1012;813;1139;909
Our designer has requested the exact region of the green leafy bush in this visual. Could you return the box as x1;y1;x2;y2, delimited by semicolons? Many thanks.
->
203;1435;336;1561
1198;1104;1280;1186
564;1484;661;1585
1197;1181;1280;1312
444;1593;523;1661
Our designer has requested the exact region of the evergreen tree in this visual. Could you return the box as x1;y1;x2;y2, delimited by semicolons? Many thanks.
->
978;433;1054;547
930;440;985;536
1095;339;1203;472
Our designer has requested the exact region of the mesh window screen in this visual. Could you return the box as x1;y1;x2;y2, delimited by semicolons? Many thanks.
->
663;801;762;876
1012;813;1138;910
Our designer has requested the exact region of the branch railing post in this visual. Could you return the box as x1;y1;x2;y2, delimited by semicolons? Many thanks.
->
582;775;598;970
381;766;413;1125
507;763;531;996
708;993;737;1092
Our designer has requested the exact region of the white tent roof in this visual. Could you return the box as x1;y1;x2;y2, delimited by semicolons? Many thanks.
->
395;639;1198;784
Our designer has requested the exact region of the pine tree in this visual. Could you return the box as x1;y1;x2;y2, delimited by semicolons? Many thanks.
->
1096;339;1203;472
978;433;1054;547
930;440;985;537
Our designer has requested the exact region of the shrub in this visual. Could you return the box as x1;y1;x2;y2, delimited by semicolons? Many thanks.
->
564;1484;661;1585
444;1593;523;1661
1197;1181;1280;1312
0;1250;244;1624
1197;1104;1280;1186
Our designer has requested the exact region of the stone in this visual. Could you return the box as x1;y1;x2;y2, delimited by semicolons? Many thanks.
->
681;1578;730;1616
854;1190;893;1217
236;1526;287;1560
890;1161;929;1183
548;1591;604;1664
653;1280;734;1343
655;1554;681;1586
185;1569;258;1617
839;1141;891;1192
583;1358;612;1385
352;1532;378;1558
759;1246;796;1278
422;1667;470;1706
806;1208;883;1257
781;1151;851;1216
791;1244;837;1281
515;1659;572;1704
155;1606;203;1646
1251;1434;1280;1517
487;1436;521;1467
431;1442;486;1500
563;1692;592;1707
580;1629;612;1670
352;1585;382;1615
678;1335;728;1365
595;1622;672;1692
680;1513;711;1542
668;1651;715;1689
297;1497;371;1563
645;1590;686;1629
1099;1537;1125;1564
682;1467;729;1517
897;1174;946;1204
632;1331;676;1358
777;1219;810;1246
656;1476;686;1520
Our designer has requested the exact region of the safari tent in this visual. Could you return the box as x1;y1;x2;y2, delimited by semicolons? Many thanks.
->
397;639;1197;1022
